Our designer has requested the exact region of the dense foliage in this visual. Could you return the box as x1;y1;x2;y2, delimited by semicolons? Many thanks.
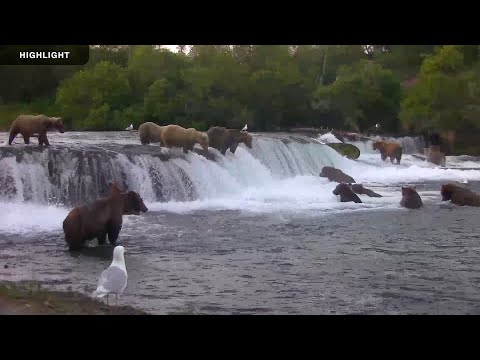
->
1;45;480;136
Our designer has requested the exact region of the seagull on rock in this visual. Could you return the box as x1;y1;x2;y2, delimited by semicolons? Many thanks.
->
92;246;128;306
241;124;248;132
125;124;133;131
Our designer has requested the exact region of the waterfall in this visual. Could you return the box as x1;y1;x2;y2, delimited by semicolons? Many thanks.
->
0;133;344;206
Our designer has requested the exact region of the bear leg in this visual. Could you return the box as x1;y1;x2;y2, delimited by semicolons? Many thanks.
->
23;135;30;145
107;223;122;245
8;131;18;145
38;133;50;146
229;143;239;154
97;233;107;245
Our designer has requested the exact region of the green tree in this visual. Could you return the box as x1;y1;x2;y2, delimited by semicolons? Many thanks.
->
400;49;480;132
314;60;402;132
55;61;131;130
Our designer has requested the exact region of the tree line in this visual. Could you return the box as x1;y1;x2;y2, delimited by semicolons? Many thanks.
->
1;45;479;138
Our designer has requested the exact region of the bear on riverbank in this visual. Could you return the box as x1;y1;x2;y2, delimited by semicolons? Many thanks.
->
319;166;356;183
62;183;148;251
8;114;65;146
138;122;165;146
160;124;209;154
441;183;480;207
400;186;423;209
333;183;362;203
206;126;253;155
372;140;403;164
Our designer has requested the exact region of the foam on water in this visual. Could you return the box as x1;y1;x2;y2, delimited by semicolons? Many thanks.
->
0;202;69;234
317;132;342;144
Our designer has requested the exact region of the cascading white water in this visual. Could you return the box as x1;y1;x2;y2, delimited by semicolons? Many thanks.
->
0;131;479;223
0;134;341;205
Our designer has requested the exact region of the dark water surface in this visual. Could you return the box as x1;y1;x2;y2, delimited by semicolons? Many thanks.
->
1;182;480;315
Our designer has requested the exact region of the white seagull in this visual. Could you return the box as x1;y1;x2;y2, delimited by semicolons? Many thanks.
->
125;124;133;131
241;124;248;132
92;246;128;305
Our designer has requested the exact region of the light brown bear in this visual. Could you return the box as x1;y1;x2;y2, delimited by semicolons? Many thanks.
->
160;124;209;154
8;114;65;146
372;140;403;164
138;122;165;146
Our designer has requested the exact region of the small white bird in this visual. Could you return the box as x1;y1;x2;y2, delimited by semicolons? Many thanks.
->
462;178;468;184
241;124;248;132
125;124;133;131
92;246;128;306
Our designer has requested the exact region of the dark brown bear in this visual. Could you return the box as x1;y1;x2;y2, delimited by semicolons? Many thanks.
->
441;183;480;207
206;126;253;155
350;183;382;198
333;183;362;203
62;183;148;251
400;186;423;209
8;114;65;146
320;166;356;183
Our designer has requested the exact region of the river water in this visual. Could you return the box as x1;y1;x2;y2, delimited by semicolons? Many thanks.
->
1;131;480;314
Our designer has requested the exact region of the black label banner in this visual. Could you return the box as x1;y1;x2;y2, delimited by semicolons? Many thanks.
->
0;45;89;65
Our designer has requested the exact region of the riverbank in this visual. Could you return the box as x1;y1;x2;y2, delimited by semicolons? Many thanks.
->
0;281;149;315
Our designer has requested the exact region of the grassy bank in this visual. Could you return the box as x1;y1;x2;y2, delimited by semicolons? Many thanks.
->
0;281;149;315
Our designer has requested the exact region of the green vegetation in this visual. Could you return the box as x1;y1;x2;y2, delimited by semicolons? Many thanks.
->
1;45;479;142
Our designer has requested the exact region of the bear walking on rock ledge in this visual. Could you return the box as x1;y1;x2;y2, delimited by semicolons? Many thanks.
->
8;114;65;146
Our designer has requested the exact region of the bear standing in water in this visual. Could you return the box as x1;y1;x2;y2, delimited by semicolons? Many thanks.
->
319;166;356;184
8;114;65;146
441;183;480;207
62;183;148;251
333;183;362;203
400;186;423;209
372;140;403;164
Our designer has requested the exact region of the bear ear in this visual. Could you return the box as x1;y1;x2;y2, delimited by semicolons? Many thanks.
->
109;182;123;194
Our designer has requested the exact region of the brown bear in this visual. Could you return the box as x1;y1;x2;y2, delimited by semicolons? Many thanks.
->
400;186;423;209
319;166;356;183
425;145;446;167
332;183;362;203
122;190;149;215
441;183;480;207
138;122;165;146
160;124;209;154
8;114;65;146
62;183;148;251
372;140;403;164
350;183;383;198
206;126;253;155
